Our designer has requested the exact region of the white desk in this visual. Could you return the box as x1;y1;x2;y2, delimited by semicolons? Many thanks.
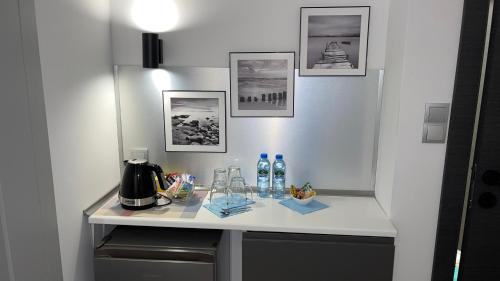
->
88;193;396;237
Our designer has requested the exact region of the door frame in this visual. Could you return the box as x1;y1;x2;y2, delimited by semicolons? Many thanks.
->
431;0;492;280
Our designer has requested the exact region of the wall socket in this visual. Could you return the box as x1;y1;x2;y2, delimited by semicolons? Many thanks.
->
129;148;149;161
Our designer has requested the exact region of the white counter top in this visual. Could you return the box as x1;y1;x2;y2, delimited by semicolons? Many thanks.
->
88;194;397;237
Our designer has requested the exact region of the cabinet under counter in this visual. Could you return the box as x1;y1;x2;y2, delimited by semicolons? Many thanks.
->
243;231;394;281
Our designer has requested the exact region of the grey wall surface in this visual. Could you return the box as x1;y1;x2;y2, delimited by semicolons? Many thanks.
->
117;66;382;190
111;0;390;68
0;0;63;280
34;0;121;280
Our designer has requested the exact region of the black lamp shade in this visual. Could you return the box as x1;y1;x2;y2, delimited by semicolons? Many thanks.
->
142;33;163;68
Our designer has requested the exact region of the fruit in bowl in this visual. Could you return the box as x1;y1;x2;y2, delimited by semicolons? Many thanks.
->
290;183;316;205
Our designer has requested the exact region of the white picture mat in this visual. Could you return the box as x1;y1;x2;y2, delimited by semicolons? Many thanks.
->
163;91;226;152
300;7;370;76
230;52;295;117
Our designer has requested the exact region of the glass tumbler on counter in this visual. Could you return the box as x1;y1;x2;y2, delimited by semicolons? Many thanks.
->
209;168;228;205
228;176;253;205
209;166;254;212
227;166;242;186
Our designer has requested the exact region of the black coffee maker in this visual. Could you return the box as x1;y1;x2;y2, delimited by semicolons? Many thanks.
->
119;159;166;210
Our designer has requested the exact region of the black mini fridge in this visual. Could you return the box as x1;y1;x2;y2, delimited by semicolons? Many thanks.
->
94;226;221;281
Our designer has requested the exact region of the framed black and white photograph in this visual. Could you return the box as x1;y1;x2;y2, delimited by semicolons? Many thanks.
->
300;7;370;76
163;90;226;153
230;52;295;117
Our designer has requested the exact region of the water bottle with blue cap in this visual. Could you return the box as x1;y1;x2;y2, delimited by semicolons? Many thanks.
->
272;154;286;199
257;153;270;198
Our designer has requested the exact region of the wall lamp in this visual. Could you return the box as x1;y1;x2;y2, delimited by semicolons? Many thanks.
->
142;33;163;68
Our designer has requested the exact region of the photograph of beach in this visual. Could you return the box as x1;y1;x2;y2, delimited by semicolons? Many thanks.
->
237;59;288;111
170;98;220;146
307;15;361;69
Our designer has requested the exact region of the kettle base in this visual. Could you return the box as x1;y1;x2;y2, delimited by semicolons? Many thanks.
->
120;203;156;210
118;194;157;210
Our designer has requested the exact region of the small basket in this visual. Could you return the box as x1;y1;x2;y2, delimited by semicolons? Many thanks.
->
165;173;195;203
166;188;194;202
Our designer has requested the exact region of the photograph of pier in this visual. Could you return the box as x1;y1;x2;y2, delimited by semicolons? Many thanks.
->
307;15;361;69
300;7;370;76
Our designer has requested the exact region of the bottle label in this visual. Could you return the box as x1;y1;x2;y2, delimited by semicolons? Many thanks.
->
258;169;269;177
274;170;285;177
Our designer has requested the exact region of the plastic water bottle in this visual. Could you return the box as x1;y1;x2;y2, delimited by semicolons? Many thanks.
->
272;154;286;199
257;153;271;198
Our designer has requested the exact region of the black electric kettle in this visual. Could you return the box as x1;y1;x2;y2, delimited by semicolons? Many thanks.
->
119;159;169;210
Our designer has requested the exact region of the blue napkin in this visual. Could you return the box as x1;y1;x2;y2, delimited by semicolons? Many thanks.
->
204;194;255;218
203;204;252;218
279;198;329;215
209;194;254;211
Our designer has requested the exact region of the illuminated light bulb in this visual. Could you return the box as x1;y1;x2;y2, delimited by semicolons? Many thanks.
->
132;0;179;32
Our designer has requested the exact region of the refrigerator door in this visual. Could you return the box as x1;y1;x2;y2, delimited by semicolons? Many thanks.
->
94;226;219;281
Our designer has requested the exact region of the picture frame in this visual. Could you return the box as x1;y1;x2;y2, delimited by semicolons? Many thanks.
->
162;90;227;153
299;6;370;76
230;52;295;117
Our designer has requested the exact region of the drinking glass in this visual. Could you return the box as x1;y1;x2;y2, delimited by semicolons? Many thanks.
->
209;168;228;204
213;168;227;184
229;176;253;204
227;166;242;186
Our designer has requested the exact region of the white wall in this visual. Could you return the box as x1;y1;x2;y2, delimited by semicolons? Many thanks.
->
0;0;63;280
111;0;390;69
374;0;409;214
34;0;121;280
379;0;464;281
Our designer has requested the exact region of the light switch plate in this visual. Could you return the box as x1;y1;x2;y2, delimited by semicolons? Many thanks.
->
423;124;446;142
427;107;449;123
422;103;450;143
